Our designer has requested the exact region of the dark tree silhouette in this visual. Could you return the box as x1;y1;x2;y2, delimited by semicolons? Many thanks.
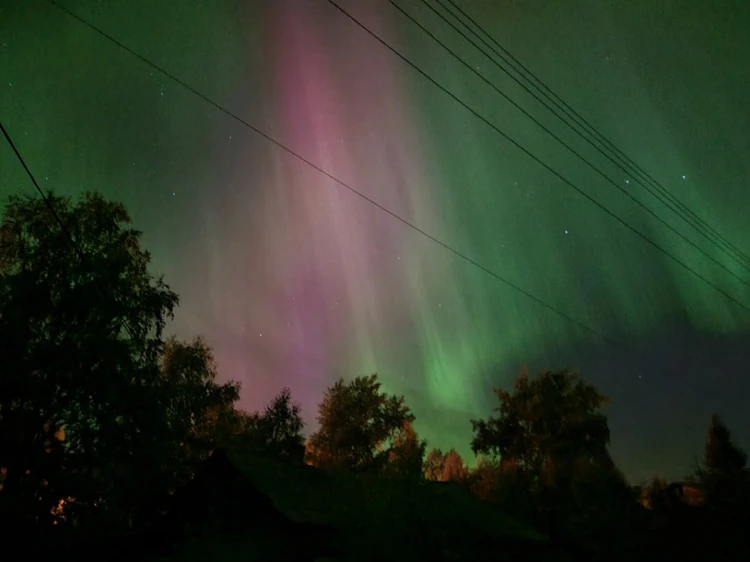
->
305;374;415;472
440;449;469;482
423;448;468;482
468;455;532;511
158;337;240;475
383;421;426;479
696;414;749;509
254;387;306;462
471;369;612;487
0;192;239;531
470;369;636;542
643;476;669;511
703;414;747;476
423;448;445;481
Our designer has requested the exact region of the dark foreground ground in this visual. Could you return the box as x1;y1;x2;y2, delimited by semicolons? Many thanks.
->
16;451;750;562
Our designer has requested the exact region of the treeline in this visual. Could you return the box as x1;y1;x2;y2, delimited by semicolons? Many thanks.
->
1;192;749;559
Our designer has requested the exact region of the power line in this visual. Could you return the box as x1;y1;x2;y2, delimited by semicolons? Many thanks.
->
0;120;141;344
46;0;631;348
1;122;71;240
427;0;750;274
437;0;750;270
38;0;750;407
388;0;750;289
326;0;750;312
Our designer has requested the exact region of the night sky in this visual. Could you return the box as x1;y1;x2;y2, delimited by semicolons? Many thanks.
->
2;0;749;483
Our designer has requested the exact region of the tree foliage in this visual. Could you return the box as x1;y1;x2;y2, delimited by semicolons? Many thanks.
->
0;192;239;530
383;421;426;479
441;449;469;482
423;448;445;481
467;455;533;509
702;414;747;477
471;369;611;487
643;476;674;511
469;369;636;540
253;387;306;462
423;448;468;482
696;414;749;508
159;337;240;461
305;374;415;472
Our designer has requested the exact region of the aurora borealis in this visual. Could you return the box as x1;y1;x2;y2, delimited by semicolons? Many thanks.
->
2;0;749;482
